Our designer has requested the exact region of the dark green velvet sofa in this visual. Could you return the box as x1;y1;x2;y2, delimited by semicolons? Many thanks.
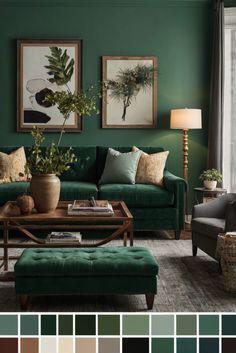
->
0;146;186;239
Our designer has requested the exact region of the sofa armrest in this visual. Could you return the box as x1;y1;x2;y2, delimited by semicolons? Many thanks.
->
163;170;187;230
163;170;187;193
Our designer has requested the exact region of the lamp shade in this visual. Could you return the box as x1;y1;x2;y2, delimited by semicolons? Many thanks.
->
170;108;202;129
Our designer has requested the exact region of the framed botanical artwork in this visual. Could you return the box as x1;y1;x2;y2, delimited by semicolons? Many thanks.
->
17;39;82;132
102;56;157;129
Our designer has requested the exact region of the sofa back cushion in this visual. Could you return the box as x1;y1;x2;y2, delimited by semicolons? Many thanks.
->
0;146;97;182
97;146;165;181
60;146;97;182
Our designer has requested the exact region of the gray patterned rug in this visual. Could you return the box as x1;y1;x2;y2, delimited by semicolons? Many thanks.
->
0;233;235;312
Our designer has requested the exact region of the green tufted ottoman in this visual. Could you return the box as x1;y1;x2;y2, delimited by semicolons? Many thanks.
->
14;247;159;310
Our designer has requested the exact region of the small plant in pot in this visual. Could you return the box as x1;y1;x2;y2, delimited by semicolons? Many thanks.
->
25;47;99;213
199;168;222;190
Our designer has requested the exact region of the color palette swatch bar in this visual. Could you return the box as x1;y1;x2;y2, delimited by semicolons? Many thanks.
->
0;313;235;352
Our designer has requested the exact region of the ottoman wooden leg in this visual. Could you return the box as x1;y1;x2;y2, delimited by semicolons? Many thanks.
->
145;294;155;310
20;295;29;310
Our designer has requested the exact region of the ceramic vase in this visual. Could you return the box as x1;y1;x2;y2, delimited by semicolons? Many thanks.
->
30;174;60;213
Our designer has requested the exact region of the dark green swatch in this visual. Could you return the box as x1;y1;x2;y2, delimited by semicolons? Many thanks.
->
41;315;56;335
199;315;219;335
222;338;236;353
0;315;18;335
176;315;196;335
21;315;38;336
222;315;236;335
123;315;149;335
59;315;73;335
123;338;149;353
177;338;196;353
152;338;174;353
199;338;219;353
98;315;120;335
75;315;96;335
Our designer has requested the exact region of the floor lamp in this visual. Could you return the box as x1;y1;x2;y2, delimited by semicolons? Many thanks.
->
170;108;202;221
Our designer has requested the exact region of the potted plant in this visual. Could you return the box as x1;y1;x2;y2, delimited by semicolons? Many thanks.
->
25;128;77;213
25;47;99;213
199;168;222;190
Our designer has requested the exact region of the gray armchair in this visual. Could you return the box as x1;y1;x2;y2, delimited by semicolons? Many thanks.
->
191;193;236;259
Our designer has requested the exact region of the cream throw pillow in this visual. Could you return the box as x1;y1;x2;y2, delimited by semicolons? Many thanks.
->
132;146;169;186
0;147;29;183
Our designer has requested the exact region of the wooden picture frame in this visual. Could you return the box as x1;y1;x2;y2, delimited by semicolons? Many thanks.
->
102;56;157;129
17;39;82;132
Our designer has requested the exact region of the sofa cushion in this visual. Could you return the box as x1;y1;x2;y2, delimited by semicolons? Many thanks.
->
0;181;29;205
60;147;97;182
99;148;141;185
97;146;165;180
132;146;169;186
191;217;225;240
60;181;98;200
0;146;97;183
0;147;29;183
98;183;174;207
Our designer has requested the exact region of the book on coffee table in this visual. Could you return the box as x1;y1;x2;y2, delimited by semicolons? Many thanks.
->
68;199;114;216
47;231;82;243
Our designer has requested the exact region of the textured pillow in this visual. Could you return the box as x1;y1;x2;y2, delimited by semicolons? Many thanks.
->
0;147;29;183
132;146;169;186
99;148;141;185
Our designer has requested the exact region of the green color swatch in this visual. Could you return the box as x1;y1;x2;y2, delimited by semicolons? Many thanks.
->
176;315;196;336
123;315;149;335
59;315;73;335
199;315;219;335
199;338;219;353
222;315;236;335
75;315;96;335
21;315;38;336
152;338;174;353
98;315;120;335
41;315;56;336
177;338;196;353
152;315;174;335
0;315;18;335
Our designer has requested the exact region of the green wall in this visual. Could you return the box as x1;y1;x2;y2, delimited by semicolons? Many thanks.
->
0;0;212;212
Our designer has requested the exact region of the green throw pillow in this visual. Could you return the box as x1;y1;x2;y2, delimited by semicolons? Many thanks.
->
99;148;141;185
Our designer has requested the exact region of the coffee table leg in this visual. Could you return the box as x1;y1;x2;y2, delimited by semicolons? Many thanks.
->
3;221;9;271
20;295;29;310
130;229;133;246
123;232;127;246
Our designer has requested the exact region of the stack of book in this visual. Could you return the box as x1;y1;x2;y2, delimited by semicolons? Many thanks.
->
47;231;82;243
68;199;114;216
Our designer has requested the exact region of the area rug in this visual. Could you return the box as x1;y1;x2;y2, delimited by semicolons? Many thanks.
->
0;233;235;312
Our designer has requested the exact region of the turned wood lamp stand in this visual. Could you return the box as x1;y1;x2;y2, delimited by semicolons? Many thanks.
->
170;108;202;225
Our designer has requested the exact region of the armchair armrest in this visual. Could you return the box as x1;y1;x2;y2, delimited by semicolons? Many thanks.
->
225;201;236;231
192;196;228;219
192;193;236;220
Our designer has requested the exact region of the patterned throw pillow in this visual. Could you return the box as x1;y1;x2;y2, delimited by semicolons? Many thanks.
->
0;147;29;183
132;146;169;186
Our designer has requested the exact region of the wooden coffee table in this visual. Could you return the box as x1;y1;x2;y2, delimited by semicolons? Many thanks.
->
0;201;133;273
